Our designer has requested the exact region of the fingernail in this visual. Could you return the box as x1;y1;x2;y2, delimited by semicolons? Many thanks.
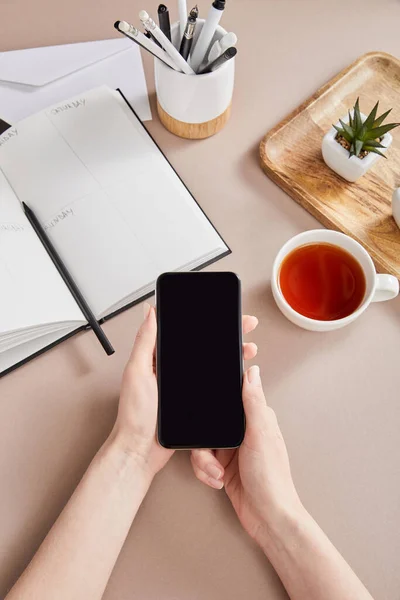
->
247;365;260;384
208;477;224;490
206;464;222;480
143;302;151;320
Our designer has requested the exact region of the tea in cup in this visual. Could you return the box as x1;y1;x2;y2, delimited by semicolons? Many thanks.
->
272;230;399;332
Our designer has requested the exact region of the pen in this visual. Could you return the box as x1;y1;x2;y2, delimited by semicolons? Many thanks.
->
179;5;198;60
22;202;115;356
207;31;237;63
157;4;171;41
114;21;181;71
190;0;225;72
178;0;188;39
198;45;236;74
139;10;195;75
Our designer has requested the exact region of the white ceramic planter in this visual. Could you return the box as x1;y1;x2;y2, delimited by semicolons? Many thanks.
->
393;188;400;229
322;112;393;182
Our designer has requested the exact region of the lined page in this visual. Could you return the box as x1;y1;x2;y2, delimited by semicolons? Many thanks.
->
0;169;85;335
0;87;227;318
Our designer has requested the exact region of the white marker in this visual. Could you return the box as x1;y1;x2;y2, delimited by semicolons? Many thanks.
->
139;10;195;75
190;0;225;72
207;31;237;63
178;0;188;39
115;21;181;71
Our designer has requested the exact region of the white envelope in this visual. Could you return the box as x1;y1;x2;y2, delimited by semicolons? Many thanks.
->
0;38;152;124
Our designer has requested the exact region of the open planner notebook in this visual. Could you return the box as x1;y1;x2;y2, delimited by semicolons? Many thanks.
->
0;86;229;375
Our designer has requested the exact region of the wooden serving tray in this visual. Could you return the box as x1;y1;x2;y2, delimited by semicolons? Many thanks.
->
260;52;400;279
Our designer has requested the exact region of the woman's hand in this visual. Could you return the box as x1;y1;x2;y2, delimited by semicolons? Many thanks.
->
191;367;303;545
111;303;172;478
112;304;260;481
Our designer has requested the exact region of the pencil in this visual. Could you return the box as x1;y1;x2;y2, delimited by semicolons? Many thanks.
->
22;202;115;356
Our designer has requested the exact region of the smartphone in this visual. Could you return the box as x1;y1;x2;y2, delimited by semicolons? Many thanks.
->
156;271;244;449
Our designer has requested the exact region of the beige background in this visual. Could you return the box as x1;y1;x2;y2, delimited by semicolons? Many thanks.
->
1;1;400;598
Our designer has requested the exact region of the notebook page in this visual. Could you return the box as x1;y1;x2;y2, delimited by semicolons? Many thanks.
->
0;168;85;336
0;324;79;374
50;88;226;273
0;87;227;318
0;103;158;317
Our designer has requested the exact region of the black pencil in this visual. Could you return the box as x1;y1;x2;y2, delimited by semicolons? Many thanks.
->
22;202;115;356
0;118;11;135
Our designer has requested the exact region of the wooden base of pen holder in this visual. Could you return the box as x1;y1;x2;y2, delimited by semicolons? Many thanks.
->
157;101;232;139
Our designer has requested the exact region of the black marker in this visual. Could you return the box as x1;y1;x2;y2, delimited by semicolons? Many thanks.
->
179;5;198;60
198;46;237;74
157;4;171;41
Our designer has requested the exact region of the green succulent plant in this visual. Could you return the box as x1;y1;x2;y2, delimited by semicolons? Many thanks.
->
333;98;399;158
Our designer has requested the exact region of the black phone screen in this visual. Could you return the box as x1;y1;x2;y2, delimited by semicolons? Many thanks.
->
157;272;244;449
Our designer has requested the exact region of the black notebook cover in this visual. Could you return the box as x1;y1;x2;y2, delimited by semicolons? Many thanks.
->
0;90;230;378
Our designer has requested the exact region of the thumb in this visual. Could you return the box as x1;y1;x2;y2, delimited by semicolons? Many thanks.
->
128;303;157;373
242;365;269;427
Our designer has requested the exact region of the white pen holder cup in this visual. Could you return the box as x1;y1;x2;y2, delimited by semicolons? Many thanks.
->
155;20;235;139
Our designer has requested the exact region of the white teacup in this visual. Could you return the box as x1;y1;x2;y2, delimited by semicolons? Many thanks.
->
271;230;399;332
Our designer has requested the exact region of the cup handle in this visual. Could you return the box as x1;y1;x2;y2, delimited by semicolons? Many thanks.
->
372;274;399;302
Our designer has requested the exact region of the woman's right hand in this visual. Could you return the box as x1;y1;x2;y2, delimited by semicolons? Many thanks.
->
191;366;304;545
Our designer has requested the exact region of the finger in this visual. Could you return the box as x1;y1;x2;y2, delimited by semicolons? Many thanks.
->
128;303;157;373
191;449;224;478
242;365;271;427
243;342;258;361
190;449;224;490
242;315;258;335
215;448;237;470
191;461;224;490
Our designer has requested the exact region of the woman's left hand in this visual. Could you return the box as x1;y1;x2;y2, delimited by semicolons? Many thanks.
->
112;303;172;477
112;303;258;480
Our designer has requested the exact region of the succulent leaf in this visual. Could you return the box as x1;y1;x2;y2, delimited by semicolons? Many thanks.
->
355;139;363;156
339;119;355;139
333;124;343;134
362;101;379;131
373;108;392;128
333;125;352;143
364;123;400;141
353;98;363;134
348;110;353;129
362;139;385;149
364;147;387;158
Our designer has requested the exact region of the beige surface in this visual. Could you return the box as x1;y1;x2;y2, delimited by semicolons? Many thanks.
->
1;1;400;598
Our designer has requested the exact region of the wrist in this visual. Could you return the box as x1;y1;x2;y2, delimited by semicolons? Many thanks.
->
100;429;154;489
255;502;311;556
